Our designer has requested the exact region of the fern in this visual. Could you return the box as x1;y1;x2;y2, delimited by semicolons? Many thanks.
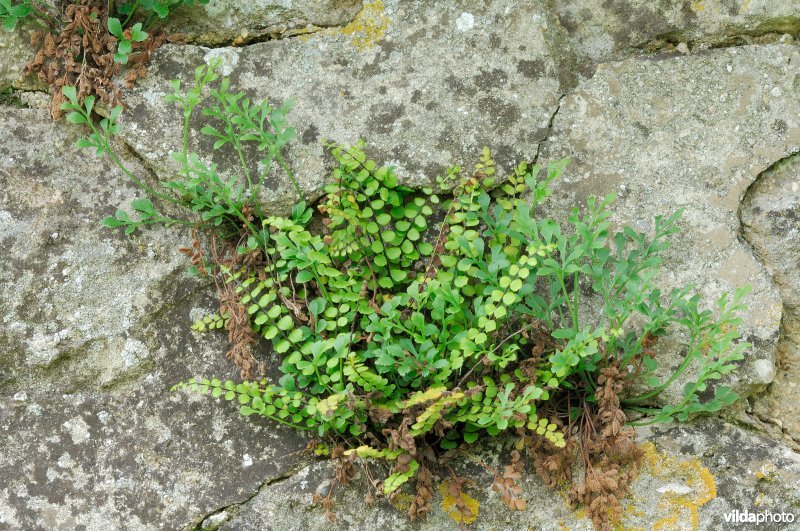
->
63;61;751;527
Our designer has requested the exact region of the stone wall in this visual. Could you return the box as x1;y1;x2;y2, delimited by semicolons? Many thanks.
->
2;1;800;528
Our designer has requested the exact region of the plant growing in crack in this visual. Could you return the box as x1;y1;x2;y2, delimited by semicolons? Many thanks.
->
62;61;751;530
4;0;209;116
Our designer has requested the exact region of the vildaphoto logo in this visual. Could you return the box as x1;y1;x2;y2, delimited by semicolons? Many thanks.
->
724;509;796;525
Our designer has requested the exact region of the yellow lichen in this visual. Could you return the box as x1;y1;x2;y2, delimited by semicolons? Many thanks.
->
638;442;717;531
652;513;680;530
301;1;390;51
643;441;662;469
390;493;414;511
657;496;701;530
439;481;480;524
755;462;778;482
754;492;768;507
621;502;647;527
685;460;717;506
625;505;646;518
339;1;390;51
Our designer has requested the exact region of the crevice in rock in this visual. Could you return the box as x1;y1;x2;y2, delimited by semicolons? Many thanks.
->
632;23;800;57
115;137;163;183
0;87;49;109
737;151;800;443
749;401;800;449
0;100;24;110
112;136;194;220
574;32;798;77
178;21;344;49
532;92;567;164
187;459;315;530
736;152;799;284
169;0;369;50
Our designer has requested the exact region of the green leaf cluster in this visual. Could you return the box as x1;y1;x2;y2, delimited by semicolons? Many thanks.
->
61;61;296;242
114;0;209;22
108;17;147;65
61;59;751;497
107;0;212;65
175;143;749;493
191;312;227;332
0;0;32;30
0;0;57;31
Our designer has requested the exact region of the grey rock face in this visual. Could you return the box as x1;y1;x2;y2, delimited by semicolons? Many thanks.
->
742;155;800;310
0;24;38;90
539;44;799;403
3;0;800;529
555;0;800;65
0;108;309;528
0;108;184;392
0;390;308;529
634;420;800;531
119;0;575;214
742;154;800;442
163;0;364;46
220;419;800;530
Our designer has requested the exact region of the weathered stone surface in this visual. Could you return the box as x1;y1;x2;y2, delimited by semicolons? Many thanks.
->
3;2;800;528
219;420;800;530
0;24;38;90
163;0;364;46
742;154;800;443
0;390;310;529
632;420;800;530
0;107;309;528
119;0;575;214
555;0;800;65
538;44;799;403
1;108;184;392
742;154;800;311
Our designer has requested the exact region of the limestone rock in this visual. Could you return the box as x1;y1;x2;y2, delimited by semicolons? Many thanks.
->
0;108;194;392
0;389;308;529
3;1;800;528
538;44;799;403
163;0;364;46
554;0;800;65
119;0;575;215
220;420;800;530
742;154;800;310
0;24;38;90
742;154;800;441
0;108;309;528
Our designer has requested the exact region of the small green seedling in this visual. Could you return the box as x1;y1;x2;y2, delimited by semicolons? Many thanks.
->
108;17;147;65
